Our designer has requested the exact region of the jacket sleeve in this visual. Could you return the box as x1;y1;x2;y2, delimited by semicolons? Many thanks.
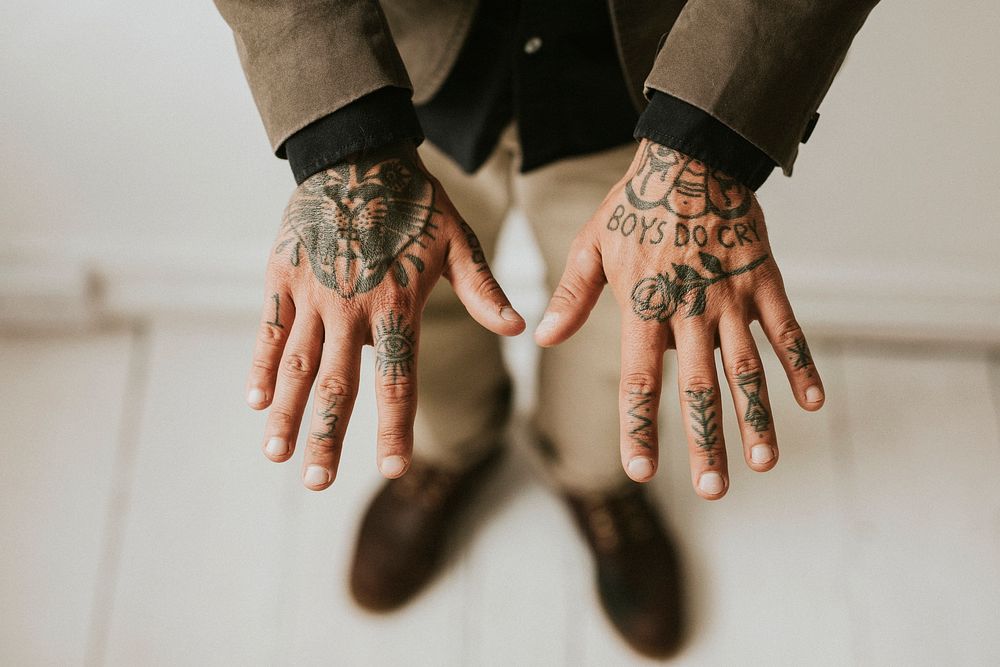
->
213;0;415;157
643;0;881;176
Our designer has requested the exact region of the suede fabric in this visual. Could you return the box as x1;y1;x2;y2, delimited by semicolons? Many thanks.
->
214;0;879;172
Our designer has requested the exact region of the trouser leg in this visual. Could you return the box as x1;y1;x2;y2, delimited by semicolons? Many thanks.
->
514;141;639;493
411;140;514;471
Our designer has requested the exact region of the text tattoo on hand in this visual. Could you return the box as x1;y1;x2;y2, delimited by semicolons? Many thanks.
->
275;154;438;298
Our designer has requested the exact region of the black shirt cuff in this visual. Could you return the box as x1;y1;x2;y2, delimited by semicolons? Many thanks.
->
634;92;777;190
283;87;425;185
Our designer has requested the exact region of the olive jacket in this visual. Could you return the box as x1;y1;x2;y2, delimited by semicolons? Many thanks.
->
214;0;880;176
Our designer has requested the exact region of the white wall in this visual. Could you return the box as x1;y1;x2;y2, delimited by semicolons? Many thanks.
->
1;1;998;340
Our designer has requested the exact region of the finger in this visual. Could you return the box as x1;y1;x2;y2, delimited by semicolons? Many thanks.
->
618;318;669;482
371;307;420;478
535;233;606;347
674;321;728;500
300;324;363;491
261;313;322;464
719;315;779;472
756;283;825;411
444;219;525;337
246;289;295;409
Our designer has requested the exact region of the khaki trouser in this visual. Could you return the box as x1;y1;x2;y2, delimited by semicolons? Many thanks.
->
414;127;636;494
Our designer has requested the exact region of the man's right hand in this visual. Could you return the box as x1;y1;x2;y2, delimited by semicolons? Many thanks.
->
244;142;524;491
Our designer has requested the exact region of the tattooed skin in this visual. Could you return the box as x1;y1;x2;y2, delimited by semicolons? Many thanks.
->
735;371;770;433
375;311;416;383
275;151;438;298
631;251;769;321
685;388;719;465
787;337;813;371
266;293;284;329
458;219;487;271
608;142;770;324
625;143;752;220
626;389;655;449
312;398;339;446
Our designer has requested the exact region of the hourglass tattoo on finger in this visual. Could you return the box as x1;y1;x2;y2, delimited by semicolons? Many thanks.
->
787;337;813;371
735;371;770;433
275;150;439;298
375;311;416;384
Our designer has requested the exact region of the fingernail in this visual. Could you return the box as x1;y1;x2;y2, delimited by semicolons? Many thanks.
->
303;465;330;488
698;472;725;495
536;311;558;334
500;305;521;322
805;386;824;403
380;455;407;478
247;388;265;406
265;437;288;458
627;457;654;481
750;444;774;464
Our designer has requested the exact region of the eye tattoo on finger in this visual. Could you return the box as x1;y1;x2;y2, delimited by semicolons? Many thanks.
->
375;311;416;384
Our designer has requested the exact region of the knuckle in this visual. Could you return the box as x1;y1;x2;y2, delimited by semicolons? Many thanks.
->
550;283;579;308
380;375;417;405
729;357;763;378
773;317;803;344
480;276;504;299
281;352;314;378
306;436;337;457
267;408;296;432
682;375;717;395
621;372;660;396
316;376;355;403
378;426;411;450
251;356;277;374
376;293;416;317
258;321;286;347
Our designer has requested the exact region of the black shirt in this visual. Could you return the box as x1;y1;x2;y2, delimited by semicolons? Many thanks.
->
285;0;777;189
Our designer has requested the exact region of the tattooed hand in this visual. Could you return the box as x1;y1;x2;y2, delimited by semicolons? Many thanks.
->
245;142;524;490
535;140;824;500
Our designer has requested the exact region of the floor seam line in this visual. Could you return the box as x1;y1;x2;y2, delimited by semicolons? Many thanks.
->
84;322;151;667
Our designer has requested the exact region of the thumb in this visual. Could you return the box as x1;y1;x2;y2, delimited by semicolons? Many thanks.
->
443;220;526;336
534;234;606;347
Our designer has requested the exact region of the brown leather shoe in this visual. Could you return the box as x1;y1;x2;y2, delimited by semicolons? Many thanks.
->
564;485;686;658
349;447;505;612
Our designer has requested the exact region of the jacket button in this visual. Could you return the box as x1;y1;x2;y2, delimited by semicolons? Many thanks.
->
523;36;543;54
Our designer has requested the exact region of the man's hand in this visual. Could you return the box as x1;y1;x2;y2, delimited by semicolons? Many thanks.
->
245;142;525;490
535;140;824;499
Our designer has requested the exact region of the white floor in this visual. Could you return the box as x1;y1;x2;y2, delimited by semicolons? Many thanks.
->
2;318;999;667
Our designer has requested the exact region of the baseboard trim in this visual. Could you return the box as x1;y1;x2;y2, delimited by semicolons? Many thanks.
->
2;251;998;345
